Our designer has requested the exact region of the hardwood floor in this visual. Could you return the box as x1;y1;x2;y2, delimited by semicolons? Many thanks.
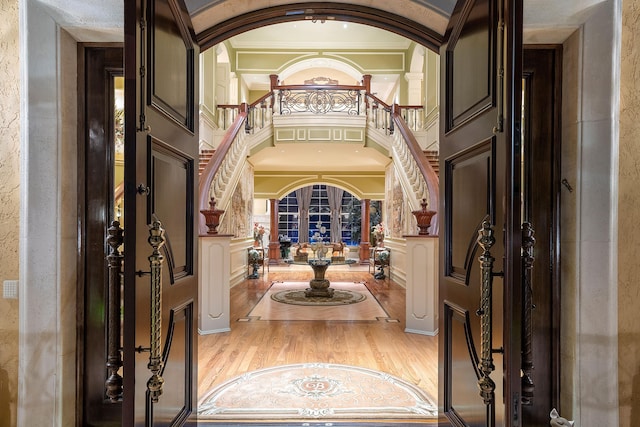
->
196;265;439;405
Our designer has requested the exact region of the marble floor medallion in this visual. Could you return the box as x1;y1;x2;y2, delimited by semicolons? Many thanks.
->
197;362;438;421
271;288;366;305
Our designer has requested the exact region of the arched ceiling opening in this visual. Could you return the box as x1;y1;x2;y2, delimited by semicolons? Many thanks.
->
191;2;448;53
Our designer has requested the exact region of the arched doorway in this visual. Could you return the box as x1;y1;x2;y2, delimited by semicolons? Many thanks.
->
123;1;533;426
15;0;623;426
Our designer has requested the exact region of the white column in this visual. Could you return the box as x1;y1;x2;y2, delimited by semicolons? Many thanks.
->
567;2;620;425
19;3;79;426
404;236;438;335
404;72;424;106
199;235;232;334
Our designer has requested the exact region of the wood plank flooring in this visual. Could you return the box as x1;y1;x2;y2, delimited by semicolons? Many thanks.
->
197;265;439;405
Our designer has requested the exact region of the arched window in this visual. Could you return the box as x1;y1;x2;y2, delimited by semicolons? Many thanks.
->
278;185;363;245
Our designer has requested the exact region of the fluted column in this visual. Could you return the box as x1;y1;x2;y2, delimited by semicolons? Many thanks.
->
404;72;423;106
268;198;280;264
359;199;371;264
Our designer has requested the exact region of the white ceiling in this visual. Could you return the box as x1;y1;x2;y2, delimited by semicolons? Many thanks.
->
227;21;413;50
248;143;392;172
230;20;406;101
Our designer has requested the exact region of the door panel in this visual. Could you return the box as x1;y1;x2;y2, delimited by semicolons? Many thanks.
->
151;141;194;281
446;140;494;282
448;0;493;128
443;303;483;425
439;0;522;426
150;0;193;128
124;0;199;425
521;46;562;425
152;304;194;426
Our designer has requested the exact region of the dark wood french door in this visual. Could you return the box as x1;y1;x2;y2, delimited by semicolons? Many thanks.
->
438;0;523;426
521;46;562;426
123;0;199;425
79;45;123;427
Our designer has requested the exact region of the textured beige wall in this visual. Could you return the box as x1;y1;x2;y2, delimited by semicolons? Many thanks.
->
619;1;640;425
0;1;20;426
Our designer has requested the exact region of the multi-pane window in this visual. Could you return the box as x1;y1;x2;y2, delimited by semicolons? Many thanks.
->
277;192;298;241
341;192;360;245
278;185;363;245
309;185;331;242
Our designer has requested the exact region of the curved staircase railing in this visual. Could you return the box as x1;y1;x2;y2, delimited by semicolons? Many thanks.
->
365;93;394;135
364;92;439;214
198;76;439;236
391;105;439;213
198;104;249;235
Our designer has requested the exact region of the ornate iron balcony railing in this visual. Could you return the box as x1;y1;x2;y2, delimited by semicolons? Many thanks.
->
277;88;362;115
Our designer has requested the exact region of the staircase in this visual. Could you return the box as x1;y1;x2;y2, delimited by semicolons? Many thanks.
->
197;86;439;228
198;136;438;214
199;149;215;175
424;150;439;177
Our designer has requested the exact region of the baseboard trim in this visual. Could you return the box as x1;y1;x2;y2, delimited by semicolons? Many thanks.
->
404;327;438;336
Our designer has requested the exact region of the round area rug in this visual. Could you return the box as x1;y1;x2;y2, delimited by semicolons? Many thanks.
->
271;289;366;306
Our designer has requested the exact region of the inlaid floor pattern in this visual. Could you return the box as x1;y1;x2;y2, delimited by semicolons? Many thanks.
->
244;281;393;321
197;266;439;421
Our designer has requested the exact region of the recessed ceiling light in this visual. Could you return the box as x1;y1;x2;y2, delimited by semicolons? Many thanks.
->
343;23;348;29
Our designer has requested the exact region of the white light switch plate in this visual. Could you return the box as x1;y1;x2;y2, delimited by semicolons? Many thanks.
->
3;280;18;299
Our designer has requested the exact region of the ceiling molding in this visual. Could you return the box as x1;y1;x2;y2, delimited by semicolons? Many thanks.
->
279;57;362;82
236;51;317;72
196;3;443;52
322;52;405;72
